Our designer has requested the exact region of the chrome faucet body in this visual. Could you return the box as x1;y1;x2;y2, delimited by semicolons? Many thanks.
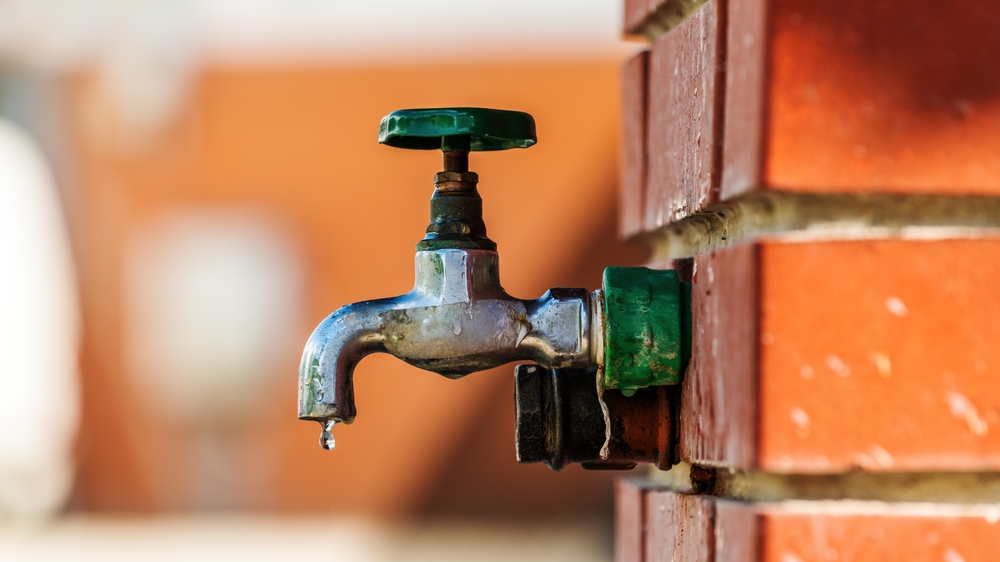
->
298;109;599;433
298;248;592;425
297;108;691;463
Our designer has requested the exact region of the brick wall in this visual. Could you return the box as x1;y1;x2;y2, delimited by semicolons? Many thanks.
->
616;0;1000;560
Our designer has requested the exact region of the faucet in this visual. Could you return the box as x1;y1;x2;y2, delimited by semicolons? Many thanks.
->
298;107;691;455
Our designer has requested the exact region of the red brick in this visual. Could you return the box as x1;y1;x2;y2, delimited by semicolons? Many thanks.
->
715;500;761;562
680;244;758;468
713;500;1000;562
617;478;652;562
761;503;1000;562
678;239;1000;471
632;493;1000;561
645;0;725;230
620;50;649;239
722;0;1000;198
646;491;715;562
758;239;1000;472
719;0;766;199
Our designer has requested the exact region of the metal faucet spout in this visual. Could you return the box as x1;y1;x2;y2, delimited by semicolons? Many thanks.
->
298;300;389;424
297;248;593;429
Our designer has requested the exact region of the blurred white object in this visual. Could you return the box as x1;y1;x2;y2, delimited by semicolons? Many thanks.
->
194;0;629;62
0;0;627;67
0;1;199;152
0;0;631;153
0;516;612;562
124;208;303;427
0;119;80;519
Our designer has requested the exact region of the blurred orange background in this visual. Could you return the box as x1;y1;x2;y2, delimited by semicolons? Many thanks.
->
0;4;645;559
65;62;644;517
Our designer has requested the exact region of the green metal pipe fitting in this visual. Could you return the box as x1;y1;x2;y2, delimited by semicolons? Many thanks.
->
601;267;692;396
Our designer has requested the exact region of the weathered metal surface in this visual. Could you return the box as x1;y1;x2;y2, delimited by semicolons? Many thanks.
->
441;150;469;173
300;107;694;453
602;267;689;395
514;365;678;471
299;249;592;429
418;172;495;251
378;107;537;151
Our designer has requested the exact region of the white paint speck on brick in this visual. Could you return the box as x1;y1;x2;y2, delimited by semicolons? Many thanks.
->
826;354;851;377
874;352;892;377
943;547;966;562
869;445;894;468
790;407;811;427
886;296;909;317
947;392;990;436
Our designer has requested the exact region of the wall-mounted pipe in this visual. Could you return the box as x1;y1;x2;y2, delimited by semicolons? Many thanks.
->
514;365;678;471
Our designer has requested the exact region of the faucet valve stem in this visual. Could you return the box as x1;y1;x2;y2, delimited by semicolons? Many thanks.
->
442;149;469;173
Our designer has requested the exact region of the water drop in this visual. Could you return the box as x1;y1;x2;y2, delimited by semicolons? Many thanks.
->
319;420;337;450
453;321;463;335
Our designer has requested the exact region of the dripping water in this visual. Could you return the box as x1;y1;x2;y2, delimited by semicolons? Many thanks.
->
319;419;337;450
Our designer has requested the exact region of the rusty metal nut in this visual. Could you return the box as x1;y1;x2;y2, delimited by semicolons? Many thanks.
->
434;171;479;184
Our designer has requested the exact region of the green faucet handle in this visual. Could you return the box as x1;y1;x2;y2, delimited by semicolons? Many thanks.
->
378;107;537;151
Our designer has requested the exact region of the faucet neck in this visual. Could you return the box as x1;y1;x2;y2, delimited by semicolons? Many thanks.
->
417;149;497;252
413;249;504;302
